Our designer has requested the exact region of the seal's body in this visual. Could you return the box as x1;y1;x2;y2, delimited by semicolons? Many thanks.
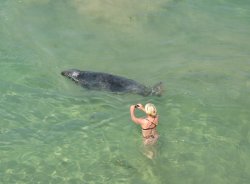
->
61;69;163;96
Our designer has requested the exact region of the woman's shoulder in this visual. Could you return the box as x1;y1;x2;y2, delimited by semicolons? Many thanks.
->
156;115;159;120
141;118;150;125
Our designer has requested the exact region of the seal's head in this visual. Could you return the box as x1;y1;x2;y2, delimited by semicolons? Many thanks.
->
61;69;81;83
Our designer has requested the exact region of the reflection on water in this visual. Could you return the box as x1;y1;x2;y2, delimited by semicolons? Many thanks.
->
1;0;250;183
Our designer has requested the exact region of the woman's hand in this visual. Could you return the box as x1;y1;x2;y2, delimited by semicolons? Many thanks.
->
135;103;142;108
135;103;145;111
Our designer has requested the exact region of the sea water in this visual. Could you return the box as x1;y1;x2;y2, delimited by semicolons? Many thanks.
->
0;0;250;183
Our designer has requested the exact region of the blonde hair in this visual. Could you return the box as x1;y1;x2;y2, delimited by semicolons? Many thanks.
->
145;103;157;117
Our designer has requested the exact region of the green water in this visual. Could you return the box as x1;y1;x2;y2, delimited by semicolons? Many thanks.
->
1;0;250;183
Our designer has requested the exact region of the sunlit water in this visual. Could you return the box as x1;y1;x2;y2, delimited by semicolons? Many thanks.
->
1;0;250;183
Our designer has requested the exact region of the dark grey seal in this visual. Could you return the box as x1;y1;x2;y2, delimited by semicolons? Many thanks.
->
61;69;163;96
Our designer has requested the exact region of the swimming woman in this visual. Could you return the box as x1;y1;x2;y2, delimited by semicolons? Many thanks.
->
130;103;159;146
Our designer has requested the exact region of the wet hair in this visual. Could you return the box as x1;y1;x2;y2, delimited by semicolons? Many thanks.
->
145;103;157;117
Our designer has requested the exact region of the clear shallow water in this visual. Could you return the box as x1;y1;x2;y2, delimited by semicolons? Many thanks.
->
1;0;250;183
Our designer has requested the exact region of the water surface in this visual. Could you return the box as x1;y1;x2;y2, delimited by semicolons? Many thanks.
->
1;0;250;183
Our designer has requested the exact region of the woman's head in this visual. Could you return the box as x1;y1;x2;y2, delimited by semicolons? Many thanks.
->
145;103;157;117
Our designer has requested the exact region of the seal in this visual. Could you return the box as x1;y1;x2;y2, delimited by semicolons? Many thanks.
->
61;69;163;96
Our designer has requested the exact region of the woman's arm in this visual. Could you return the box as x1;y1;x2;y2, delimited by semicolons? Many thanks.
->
130;105;144;125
